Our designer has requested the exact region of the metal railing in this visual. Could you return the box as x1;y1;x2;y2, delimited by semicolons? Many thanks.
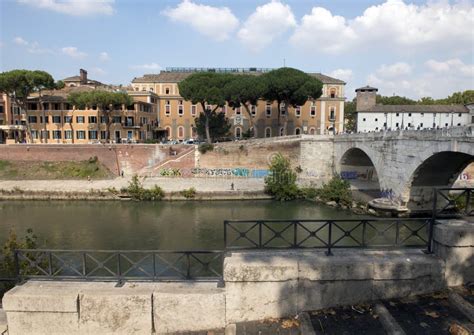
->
13;250;223;282
432;187;473;219
224;219;433;255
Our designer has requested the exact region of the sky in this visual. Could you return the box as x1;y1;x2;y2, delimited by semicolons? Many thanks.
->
0;0;473;100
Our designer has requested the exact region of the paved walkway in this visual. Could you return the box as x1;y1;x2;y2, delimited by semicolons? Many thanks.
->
0;177;265;193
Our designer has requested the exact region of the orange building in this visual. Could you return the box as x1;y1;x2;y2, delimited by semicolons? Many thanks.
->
131;68;346;141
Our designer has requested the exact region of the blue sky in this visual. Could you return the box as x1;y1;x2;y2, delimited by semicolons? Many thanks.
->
0;0;473;99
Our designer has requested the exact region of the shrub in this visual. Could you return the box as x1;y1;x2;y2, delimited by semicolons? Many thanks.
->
198;143;214;154
318;176;352;206
125;175;164;201
299;187;319;200
264;153;299;201
180;187;197;199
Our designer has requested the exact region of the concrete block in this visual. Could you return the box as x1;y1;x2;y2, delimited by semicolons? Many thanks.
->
225;280;297;323
298;254;374;281
2;281;79;313
372;276;444;300
153;282;225;333
434;221;474;246
224;252;298;282
78;290;152;335
372;255;443;280
6;311;79;335
298;279;373;311
435;244;474;286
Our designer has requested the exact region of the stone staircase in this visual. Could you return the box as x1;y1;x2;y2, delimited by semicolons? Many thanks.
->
139;146;195;176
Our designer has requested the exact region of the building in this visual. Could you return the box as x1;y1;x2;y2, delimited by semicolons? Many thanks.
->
355;86;471;132
0;86;159;144
131;67;346;140
63;69;103;88
0;93;25;144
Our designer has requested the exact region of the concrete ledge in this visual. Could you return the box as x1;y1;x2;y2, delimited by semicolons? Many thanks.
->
434;220;474;246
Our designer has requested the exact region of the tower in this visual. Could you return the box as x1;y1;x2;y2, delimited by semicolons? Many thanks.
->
355;86;378;111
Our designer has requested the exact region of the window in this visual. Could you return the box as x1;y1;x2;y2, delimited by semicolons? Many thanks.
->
100;116;107;124
396;113;400;117
235;127;242;139
76;116;85;123
76;131;86;139
88;116;97;123
457;123;461;126
280;103;286;116
408;113;412;117
458;113;462;117
295;128;301;135
52;130;61;139
329;108;335;121
408;123;411;127
310;105;316;117
41;130;49;139
363;118;366;121
265;103;271;117
31;130;38;139
64;116;72;123
88;131;98;140
251;105;256;117
165;88;170;94
420;123;424;128
178;105;184;116
65;130;72;139
113;116;121;123
28;116;37;123
309;128;316;135
53;103;61;110
265;127;271;138
235;106;241;115
165;126;171;139
396;122;399;127
178;126;184;139
383;122;387;127
0;106;3;113
295;106;301;117
52;116;61;124
330;89;336;98
375;118;378;122
100;131;107;140
165;101;171;116
191;105;197;116
41;116;49;123
279;127;284;136
445;123;448;127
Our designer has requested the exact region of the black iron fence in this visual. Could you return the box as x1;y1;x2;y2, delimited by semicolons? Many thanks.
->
224;218;433;254
13;249;223;282
432;187;473;219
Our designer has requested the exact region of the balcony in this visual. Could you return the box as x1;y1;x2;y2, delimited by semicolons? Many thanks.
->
122;122;142;129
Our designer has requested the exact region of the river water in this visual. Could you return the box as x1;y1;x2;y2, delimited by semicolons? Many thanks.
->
0;200;362;250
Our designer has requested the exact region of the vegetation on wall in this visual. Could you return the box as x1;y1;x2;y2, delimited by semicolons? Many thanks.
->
264;153;299;201
122;175;164;201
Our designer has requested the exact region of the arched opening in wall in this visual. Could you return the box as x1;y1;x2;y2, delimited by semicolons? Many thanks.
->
295;127;301;135
177;126;184;139
265;127;272;138
408;152;474;212
339;148;381;200
235;127;242;139
165;126;171;140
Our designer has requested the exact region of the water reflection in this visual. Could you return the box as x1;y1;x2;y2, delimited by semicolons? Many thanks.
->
0;200;360;250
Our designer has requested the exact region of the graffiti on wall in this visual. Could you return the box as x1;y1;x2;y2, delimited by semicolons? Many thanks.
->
340;168;377;181
155;167;270;178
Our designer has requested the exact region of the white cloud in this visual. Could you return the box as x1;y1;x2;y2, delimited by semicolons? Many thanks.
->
425;59;474;77
376;62;412;78
366;59;474;99
238;0;296;52
13;37;53;54
90;67;106;76
62;46;87;59
130;63;161;71
99;52;110;61
163;0;238;42
329;69;353;82
290;0;473;55
13;37;28;46
17;0;115;16
290;7;356;54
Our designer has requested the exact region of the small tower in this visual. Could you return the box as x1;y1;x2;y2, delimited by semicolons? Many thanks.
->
355;85;378;111
79;69;88;85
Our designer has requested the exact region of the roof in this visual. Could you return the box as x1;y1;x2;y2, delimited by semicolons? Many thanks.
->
132;71;346;85
63;75;81;82
360;104;469;113
356;85;378;92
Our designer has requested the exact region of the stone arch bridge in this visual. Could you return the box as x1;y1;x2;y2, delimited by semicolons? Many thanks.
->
327;127;474;211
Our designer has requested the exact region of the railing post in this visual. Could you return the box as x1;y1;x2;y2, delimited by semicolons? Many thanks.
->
186;253;191;280
223;220;228;249
432;188;438;220
48;251;53;277
117;252;122;284
395;221;400;246
361;221;367;247
426;218;435;254
293;221;298;248
326;221;333;256
82;252;87;278
258;221;263;248
14;250;20;283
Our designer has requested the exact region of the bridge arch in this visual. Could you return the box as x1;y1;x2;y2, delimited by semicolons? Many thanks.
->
407;151;474;211
338;147;381;197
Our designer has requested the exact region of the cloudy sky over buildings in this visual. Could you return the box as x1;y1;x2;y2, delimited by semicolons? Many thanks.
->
0;0;473;99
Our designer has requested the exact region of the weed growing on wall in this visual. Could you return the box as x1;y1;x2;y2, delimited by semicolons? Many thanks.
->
264;153;299;201
180;187;197;199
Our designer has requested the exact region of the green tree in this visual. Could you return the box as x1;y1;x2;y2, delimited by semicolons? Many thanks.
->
68;90;132;143
344;98;357;132
261;68;323;136
178;72;233;143
194;110;231;142
0;69;58;142
264;153;299;201
224;75;265;137
376;95;416;105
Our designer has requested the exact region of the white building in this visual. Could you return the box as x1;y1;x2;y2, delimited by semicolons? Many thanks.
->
355;86;471;132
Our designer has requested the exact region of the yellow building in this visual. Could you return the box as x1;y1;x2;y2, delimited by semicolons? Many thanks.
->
131;67;346;141
0;87;159;144
0;93;27;144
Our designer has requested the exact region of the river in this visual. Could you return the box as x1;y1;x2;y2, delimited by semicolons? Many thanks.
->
0;200;362;250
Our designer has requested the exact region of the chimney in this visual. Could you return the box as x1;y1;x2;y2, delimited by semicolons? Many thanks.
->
355;86;378;112
80;69;87;84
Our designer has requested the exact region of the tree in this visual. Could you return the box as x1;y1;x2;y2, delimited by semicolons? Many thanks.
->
194;110;231;142
261;68;323;136
0;69;58;142
264;153;299;201
178;72;233;143
224;75;265;137
68;90;132;143
376;95;416;105
344;98;357;132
